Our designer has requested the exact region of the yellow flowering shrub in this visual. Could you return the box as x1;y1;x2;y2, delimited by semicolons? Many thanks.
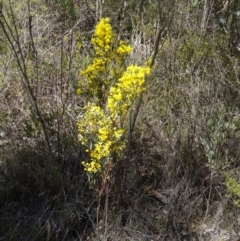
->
77;18;151;180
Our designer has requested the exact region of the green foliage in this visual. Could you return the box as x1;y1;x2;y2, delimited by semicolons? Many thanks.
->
57;0;78;21
200;107;239;170
177;34;215;69
225;175;240;206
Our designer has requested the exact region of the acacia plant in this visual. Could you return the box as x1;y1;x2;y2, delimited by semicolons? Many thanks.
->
77;18;150;184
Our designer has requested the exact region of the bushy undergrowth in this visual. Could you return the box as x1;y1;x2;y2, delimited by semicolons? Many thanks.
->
0;0;240;240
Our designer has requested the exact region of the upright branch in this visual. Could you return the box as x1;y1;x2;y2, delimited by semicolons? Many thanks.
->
0;2;54;162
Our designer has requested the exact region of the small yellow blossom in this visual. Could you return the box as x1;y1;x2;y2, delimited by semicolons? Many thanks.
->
76;88;82;95
116;40;133;55
114;129;124;139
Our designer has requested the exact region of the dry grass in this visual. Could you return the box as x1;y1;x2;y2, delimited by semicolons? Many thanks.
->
0;0;240;240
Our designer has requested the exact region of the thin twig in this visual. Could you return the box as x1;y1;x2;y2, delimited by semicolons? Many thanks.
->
0;2;54;162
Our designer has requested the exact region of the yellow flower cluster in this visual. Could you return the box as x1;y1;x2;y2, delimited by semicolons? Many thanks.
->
116;40;133;55
80;58;106;96
107;65;150;117
77;18;132;99
78;103;125;173
77;18;151;176
91;17;113;56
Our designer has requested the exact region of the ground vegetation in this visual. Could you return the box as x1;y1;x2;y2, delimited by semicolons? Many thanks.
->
0;0;240;240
